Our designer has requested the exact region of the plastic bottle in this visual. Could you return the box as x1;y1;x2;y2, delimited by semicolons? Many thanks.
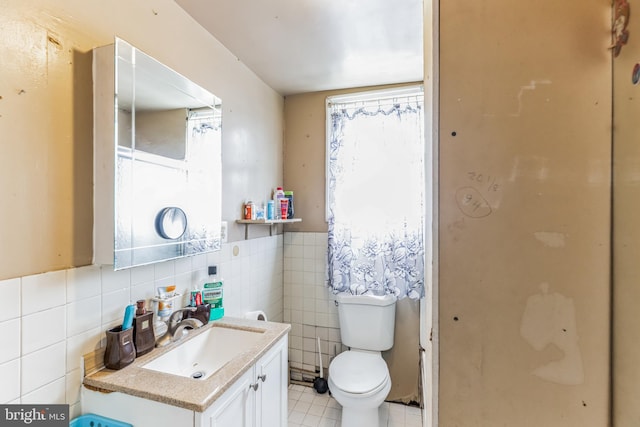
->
274;187;285;200
266;200;275;220
244;201;253;220
274;187;285;219
284;190;294;219
203;269;224;321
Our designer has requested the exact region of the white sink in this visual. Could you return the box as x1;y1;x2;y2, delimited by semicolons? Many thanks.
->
142;325;264;380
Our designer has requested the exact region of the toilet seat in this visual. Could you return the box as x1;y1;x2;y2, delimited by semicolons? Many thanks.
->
329;350;389;395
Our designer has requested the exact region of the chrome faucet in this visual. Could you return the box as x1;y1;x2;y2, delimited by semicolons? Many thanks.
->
156;307;204;347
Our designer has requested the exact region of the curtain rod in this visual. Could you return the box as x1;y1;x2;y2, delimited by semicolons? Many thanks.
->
326;85;423;107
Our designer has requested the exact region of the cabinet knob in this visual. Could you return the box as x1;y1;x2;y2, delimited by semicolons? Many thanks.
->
249;383;259;391
258;374;267;382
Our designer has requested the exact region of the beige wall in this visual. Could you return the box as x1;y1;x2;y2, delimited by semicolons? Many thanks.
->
0;0;284;280
612;0;640;424
438;0;611;425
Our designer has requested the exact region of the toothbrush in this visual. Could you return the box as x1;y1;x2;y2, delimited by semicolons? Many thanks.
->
122;304;135;330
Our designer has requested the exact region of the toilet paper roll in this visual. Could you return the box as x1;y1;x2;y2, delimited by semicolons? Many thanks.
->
244;310;268;321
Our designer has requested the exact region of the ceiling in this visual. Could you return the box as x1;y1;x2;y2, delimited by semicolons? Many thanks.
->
175;0;424;96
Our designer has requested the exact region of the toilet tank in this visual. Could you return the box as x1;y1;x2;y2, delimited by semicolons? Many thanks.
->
336;294;397;351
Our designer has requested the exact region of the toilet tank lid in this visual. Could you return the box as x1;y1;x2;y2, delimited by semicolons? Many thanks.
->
336;294;396;306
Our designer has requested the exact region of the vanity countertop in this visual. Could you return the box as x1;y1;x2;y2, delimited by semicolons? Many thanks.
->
83;317;290;412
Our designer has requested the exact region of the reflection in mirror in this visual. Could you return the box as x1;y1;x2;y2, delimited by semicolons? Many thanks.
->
113;38;222;269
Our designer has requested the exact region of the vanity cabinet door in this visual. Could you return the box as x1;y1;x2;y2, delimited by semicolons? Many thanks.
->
255;337;288;427
199;367;255;427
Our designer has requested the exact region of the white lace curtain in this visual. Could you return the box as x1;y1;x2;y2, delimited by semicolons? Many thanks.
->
327;88;425;300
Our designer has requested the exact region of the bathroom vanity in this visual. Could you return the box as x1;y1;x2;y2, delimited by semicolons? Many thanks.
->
82;318;290;427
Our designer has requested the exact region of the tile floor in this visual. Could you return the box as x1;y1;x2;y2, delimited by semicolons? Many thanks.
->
288;384;422;427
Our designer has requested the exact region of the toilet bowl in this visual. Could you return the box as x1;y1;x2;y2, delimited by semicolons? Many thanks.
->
328;349;391;427
327;294;397;427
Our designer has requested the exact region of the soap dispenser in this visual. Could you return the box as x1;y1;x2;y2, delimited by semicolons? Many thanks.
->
133;300;155;356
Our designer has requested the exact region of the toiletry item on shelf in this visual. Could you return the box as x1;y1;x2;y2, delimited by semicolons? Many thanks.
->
274;187;285;219
203;267;224;321
267;200;275;220
279;197;289;220
122;304;135;330
284;190;294;218
244;201;253;220
133;310;155;356
255;203;265;220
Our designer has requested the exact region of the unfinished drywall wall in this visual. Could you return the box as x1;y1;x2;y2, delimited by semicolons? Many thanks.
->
612;0;640;424
438;0;611;425
0;0;284;280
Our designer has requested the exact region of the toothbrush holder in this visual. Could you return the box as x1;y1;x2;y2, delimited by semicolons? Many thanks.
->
104;325;136;370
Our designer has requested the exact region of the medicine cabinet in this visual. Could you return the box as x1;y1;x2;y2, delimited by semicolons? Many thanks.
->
93;38;222;270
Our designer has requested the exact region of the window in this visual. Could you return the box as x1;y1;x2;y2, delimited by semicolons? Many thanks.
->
326;86;425;299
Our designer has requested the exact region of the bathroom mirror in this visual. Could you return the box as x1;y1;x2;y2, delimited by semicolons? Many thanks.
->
94;38;222;270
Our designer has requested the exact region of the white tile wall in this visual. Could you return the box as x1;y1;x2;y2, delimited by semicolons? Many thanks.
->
21;341;66;395
0;235;283;416
284;232;345;375
0;359;20;403
21;270;66;316
0;318;20;364
0;278;20;321
22;306;66;354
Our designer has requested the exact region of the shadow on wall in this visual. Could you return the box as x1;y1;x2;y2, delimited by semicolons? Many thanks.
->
71;49;94;268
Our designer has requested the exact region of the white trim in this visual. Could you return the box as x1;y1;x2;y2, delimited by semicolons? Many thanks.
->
422;0;439;425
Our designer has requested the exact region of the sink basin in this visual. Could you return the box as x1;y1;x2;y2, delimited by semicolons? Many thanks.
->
142;325;265;380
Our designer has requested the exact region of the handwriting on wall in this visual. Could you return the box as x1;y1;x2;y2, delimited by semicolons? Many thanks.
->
455;171;501;218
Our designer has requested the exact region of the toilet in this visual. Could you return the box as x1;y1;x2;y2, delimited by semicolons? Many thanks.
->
328;293;397;427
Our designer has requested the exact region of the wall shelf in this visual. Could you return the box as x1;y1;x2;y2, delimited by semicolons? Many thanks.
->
236;218;302;239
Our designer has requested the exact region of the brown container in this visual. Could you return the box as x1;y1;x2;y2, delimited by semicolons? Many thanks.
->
104;325;136;370
133;312;155;356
